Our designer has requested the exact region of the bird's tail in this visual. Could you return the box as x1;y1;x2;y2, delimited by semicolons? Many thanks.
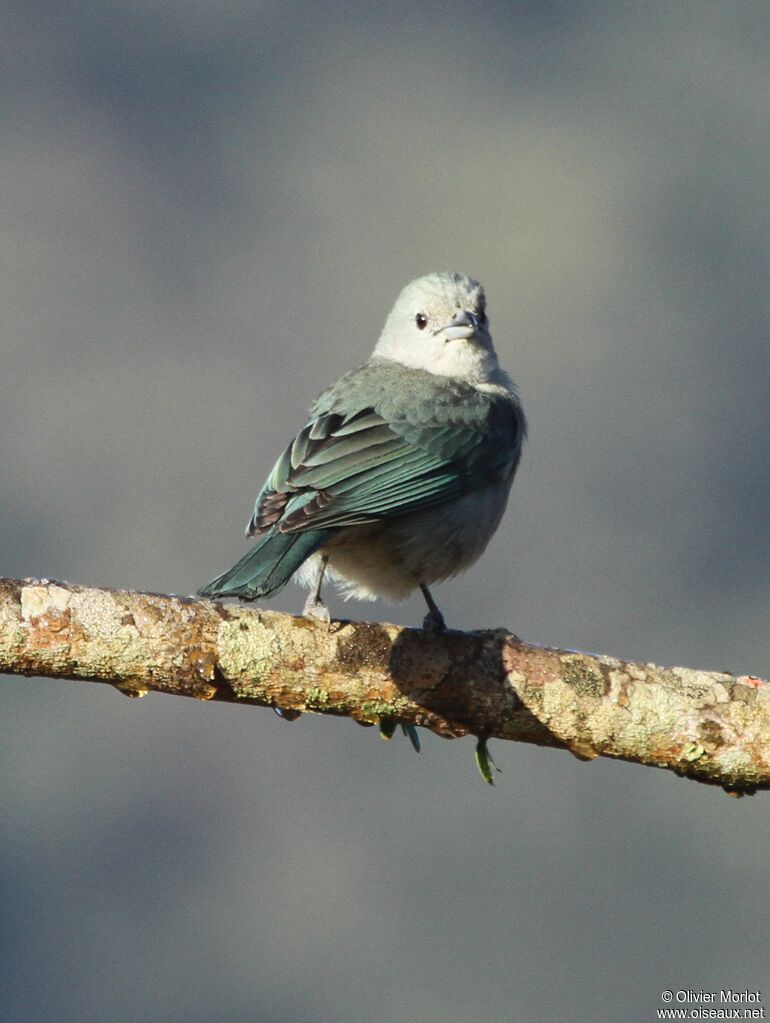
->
198;529;331;600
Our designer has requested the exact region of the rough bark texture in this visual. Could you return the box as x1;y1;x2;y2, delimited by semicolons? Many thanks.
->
1;577;768;794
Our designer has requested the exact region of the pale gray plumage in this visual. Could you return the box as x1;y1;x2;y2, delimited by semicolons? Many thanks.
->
199;272;526;631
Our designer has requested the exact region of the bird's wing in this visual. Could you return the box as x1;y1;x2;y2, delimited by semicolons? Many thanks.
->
248;401;520;536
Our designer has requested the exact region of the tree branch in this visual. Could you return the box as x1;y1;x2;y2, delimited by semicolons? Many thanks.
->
1;577;767;794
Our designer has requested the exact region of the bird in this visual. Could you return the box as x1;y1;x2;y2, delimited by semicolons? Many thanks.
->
199;272;526;633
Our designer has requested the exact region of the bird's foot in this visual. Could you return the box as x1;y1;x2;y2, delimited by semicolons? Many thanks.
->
422;608;446;633
419;584;446;633
303;594;331;625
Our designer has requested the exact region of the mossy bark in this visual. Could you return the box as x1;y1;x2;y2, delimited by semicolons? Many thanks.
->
1;578;768;794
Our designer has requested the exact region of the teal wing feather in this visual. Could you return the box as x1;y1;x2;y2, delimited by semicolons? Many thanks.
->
248;371;524;537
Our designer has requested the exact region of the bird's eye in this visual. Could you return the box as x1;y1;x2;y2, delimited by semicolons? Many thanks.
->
415;313;428;330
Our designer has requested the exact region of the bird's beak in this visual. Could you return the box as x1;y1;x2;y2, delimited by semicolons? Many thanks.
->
441;309;480;341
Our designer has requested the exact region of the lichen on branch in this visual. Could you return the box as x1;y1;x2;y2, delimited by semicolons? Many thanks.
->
1;578;768;795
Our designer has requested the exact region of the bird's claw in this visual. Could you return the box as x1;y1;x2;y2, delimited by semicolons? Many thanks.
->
422;609;446;633
303;595;331;625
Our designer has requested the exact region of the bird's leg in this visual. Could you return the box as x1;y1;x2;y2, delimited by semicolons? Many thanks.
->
303;555;330;624
420;583;446;633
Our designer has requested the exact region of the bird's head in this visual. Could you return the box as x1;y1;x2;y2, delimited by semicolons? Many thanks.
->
373;272;502;383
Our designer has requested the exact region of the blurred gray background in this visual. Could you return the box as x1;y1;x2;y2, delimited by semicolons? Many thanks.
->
1;2;768;1021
